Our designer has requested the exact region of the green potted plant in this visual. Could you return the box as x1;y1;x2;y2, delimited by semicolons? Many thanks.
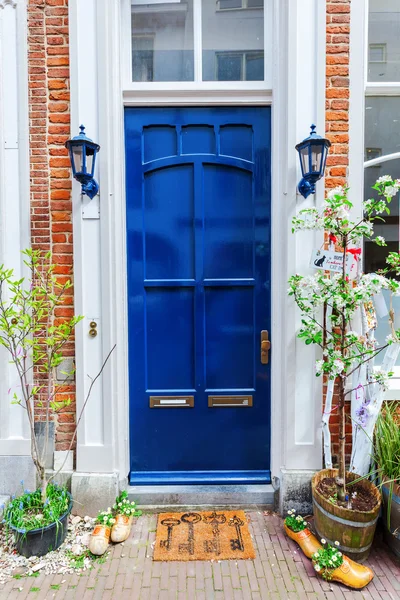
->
110;490;142;543
373;404;400;557
0;249;114;557
288;177;400;561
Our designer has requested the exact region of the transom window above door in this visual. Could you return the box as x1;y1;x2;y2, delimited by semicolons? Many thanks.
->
125;0;269;87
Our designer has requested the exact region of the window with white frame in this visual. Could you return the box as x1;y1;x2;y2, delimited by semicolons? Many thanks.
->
128;0;266;84
217;0;263;10
364;1;400;379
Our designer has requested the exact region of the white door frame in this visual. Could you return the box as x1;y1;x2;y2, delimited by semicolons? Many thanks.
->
69;0;325;490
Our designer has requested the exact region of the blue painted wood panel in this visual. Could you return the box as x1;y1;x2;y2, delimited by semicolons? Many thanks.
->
125;107;271;485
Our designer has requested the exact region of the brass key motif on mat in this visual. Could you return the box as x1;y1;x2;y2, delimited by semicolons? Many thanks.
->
229;515;245;552
179;513;201;555
203;511;226;556
159;517;180;551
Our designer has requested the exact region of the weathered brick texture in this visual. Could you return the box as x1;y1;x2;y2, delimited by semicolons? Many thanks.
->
325;0;350;190
27;0;75;453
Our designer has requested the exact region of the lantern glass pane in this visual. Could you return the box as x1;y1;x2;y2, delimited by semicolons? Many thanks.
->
86;149;95;177
322;144;328;172
73;147;83;174
299;147;309;176
310;143;322;174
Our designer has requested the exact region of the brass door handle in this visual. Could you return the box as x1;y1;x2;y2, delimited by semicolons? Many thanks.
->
261;331;271;364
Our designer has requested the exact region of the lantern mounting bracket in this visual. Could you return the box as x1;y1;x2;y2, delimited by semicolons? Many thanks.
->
81;179;99;200
297;179;315;199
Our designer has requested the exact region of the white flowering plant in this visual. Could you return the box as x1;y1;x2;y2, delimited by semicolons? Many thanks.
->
312;540;343;580
289;177;400;502
112;490;142;518
284;509;308;532
96;509;116;528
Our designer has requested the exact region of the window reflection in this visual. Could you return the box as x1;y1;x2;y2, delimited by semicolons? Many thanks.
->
364;97;400;273
364;96;400;358
368;0;400;82
202;0;264;81
131;0;194;82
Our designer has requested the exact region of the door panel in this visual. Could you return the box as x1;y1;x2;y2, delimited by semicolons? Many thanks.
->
203;165;253;279
144;165;195;280
125;107;271;484
205;287;254;390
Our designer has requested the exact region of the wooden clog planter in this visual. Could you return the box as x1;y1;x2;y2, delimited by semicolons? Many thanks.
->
284;523;374;590
283;523;322;558
313;555;374;589
89;524;111;556
111;514;133;543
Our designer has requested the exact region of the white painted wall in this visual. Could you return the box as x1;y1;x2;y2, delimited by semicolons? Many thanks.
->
0;0;31;456
69;0;325;483
270;0;325;481
69;0;129;477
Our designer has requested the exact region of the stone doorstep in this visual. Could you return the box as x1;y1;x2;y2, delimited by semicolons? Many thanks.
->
128;483;276;511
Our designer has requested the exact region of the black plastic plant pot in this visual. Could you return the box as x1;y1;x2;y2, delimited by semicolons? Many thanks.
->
9;497;72;558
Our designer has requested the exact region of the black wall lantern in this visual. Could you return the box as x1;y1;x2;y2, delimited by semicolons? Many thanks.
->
65;125;100;199
295;124;331;199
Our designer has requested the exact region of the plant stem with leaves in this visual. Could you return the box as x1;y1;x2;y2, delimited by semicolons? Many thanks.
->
289;177;400;501
0;250;114;503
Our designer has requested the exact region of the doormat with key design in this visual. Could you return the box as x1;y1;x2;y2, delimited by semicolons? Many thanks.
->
153;510;255;561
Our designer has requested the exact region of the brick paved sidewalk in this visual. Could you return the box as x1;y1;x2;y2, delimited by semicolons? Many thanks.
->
1;512;400;599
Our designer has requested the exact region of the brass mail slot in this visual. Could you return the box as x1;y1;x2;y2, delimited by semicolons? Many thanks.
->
150;396;194;408
208;395;253;408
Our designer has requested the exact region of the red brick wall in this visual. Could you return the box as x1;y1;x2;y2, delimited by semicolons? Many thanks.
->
325;0;350;191
27;0;75;453
325;0;351;464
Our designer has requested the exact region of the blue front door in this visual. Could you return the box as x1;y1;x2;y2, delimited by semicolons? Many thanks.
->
125;107;271;485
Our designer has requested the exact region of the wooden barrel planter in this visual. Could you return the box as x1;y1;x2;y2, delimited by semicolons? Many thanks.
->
382;479;400;558
312;469;381;562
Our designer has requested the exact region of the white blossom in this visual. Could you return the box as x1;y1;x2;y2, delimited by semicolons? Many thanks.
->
376;175;392;184
373;369;391;391
316;360;324;376
384;185;399;198
332;359;345;376
335;205;350;220
327;186;344;200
